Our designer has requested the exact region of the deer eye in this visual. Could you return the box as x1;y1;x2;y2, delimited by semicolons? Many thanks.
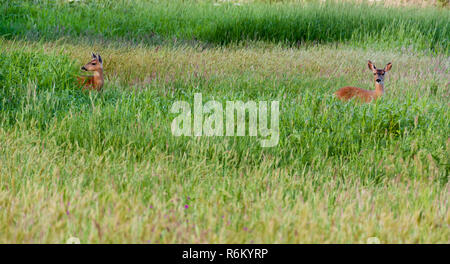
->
92;63;96;65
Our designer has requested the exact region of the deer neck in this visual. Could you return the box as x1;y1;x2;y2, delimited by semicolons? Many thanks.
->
374;81;384;97
93;69;104;87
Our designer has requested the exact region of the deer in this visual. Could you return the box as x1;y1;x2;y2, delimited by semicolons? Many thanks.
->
335;60;392;103
77;53;104;91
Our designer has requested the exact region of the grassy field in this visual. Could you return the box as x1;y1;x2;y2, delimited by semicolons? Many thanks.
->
0;0;449;243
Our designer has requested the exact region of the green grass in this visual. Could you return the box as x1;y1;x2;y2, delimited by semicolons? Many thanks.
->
1;0;449;53
0;0;449;243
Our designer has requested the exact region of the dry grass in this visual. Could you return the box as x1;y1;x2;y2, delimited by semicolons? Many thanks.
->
3;39;448;97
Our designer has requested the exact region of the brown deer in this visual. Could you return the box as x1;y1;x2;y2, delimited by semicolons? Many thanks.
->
77;53;104;91
335;60;392;103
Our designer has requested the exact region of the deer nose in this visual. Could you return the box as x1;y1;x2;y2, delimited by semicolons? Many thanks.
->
81;66;87;71
376;79;381;83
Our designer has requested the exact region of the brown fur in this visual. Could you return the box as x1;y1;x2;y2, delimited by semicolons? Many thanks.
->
78;53;104;91
335;61;392;103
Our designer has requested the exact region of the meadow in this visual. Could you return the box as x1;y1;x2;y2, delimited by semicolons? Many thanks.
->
0;0;449;243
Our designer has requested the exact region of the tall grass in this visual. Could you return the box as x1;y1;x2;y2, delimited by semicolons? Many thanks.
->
0;1;449;243
1;40;448;178
1;38;449;242
1;0;449;53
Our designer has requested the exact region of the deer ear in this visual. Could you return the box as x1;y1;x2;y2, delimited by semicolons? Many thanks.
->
368;60;376;71
98;55;102;64
384;62;392;72
92;53;97;59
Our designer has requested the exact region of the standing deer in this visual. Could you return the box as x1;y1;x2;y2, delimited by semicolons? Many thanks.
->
78;53;104;91
335;60;392;103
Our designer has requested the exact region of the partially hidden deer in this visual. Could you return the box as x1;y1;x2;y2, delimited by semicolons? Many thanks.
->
335;60;392;103
77;53;104;91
